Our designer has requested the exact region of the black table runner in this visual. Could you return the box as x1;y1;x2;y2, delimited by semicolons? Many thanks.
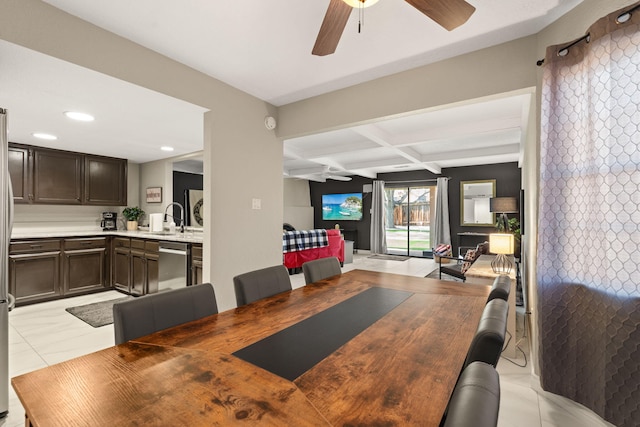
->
232;286;412;381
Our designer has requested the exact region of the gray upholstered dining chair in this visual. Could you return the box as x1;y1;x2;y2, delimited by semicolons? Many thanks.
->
443;361;500;427
487;274;511;303
112;282;218;345
233;265;292;306
302;257;342;285
463;298;508;369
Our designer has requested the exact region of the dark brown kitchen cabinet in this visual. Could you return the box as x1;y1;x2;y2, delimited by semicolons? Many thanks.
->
62;237;108;296
191;244;203;285
33;148;83;204
84;155;127;206
9;240;62;306
113;238;131;294
130;239;159;296
115;238;158;296
8;144;30;203
8;142;127;206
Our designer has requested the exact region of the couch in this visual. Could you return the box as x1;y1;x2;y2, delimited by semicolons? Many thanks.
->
283;229;345;272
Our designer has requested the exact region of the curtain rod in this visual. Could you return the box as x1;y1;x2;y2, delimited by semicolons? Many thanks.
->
536;3;640;66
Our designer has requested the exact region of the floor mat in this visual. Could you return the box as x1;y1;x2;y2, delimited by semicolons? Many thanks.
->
65;297;133;328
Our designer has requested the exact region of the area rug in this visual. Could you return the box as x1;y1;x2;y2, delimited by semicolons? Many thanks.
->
65;297;133;328
368;254;409;261
425;268;463;282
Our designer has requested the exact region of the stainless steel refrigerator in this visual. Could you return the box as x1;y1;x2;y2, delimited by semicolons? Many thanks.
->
1;107;15;419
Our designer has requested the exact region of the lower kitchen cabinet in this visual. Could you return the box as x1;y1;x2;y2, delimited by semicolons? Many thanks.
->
113;238;131;293
9;234;200;305
9;240;62;305
10;237;112;306
62;237;108;296
118;238;159;296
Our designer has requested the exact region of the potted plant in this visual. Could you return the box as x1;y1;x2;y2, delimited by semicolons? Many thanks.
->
122;206;145;231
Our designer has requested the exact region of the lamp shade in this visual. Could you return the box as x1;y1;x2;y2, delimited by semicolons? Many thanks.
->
489;233;514;255
489;197;518;213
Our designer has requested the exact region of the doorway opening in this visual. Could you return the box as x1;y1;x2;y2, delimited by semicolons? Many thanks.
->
384;185;435;257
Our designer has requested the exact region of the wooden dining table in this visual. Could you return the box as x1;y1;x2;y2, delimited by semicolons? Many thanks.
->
12;269;490;426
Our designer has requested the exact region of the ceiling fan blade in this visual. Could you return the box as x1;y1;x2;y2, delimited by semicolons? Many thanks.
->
312;0;353;56
327;175;352;181
405;0;476;31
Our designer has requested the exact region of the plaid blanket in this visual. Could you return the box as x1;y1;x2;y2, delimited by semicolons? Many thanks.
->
282;229;328;253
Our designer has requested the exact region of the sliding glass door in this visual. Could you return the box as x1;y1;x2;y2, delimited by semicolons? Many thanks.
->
384;185;435;257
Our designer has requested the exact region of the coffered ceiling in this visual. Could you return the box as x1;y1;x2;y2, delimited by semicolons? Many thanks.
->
283;92;531;181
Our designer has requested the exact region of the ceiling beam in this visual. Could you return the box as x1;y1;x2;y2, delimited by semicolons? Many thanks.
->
352;125;442;174
344;158;408;170
286;139;376;159
421;144;520;162
287;166;327;176
391;117;523;147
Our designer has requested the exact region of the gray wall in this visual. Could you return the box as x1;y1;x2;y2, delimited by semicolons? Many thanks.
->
309;163;521;254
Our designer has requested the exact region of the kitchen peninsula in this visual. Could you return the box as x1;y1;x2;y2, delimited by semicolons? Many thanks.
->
9;229;203;307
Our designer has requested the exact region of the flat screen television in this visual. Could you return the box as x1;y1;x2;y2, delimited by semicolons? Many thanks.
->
322;192;363;221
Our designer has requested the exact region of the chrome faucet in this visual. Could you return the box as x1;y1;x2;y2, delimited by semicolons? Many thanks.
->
164;202;185;233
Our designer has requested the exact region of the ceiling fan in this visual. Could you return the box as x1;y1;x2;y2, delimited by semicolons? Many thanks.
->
289;166;353;182
312;0;476;56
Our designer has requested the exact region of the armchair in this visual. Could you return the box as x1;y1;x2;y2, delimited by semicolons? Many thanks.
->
438;241;489;282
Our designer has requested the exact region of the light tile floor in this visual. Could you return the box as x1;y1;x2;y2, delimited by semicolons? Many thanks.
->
1;252;615;427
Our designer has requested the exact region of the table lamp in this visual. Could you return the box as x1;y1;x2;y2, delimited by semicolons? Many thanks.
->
489;197;518;231
489;233;514;274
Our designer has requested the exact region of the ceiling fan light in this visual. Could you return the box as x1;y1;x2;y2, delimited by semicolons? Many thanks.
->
342;0;379;8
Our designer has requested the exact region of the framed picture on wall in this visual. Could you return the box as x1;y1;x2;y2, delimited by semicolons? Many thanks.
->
146;187;162;203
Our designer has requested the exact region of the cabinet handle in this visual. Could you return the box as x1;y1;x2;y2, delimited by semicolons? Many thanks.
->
30;244;43;249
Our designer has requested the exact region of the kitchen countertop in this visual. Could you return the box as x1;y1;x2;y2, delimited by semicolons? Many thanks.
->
11;229;204;244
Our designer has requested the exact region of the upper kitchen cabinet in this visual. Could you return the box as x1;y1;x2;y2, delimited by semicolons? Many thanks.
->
8;142;127;206
8;144;30;203
33;148;83;204
84;155;127;206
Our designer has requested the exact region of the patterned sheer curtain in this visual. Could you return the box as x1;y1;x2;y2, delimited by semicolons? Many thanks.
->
430;177;451;248
370;180;387;254
537;3;640;426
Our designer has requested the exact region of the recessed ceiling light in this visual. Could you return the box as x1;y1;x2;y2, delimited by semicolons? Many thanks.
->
32;133;58;140
161;146;174;152
64;111;95;122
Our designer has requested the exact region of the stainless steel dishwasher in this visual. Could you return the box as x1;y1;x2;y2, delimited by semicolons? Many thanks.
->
158;241;189;292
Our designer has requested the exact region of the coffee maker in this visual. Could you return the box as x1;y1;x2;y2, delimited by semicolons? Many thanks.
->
101;212;117;231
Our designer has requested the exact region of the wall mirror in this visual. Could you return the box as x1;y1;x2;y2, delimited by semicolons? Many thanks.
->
460;180;496;226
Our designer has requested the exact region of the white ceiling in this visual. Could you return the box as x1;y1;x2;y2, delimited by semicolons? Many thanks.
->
0;39;206;163
2;0;583;172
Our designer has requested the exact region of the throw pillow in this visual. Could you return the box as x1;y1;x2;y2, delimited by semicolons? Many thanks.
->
434;244;452;256
461;249;476;274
